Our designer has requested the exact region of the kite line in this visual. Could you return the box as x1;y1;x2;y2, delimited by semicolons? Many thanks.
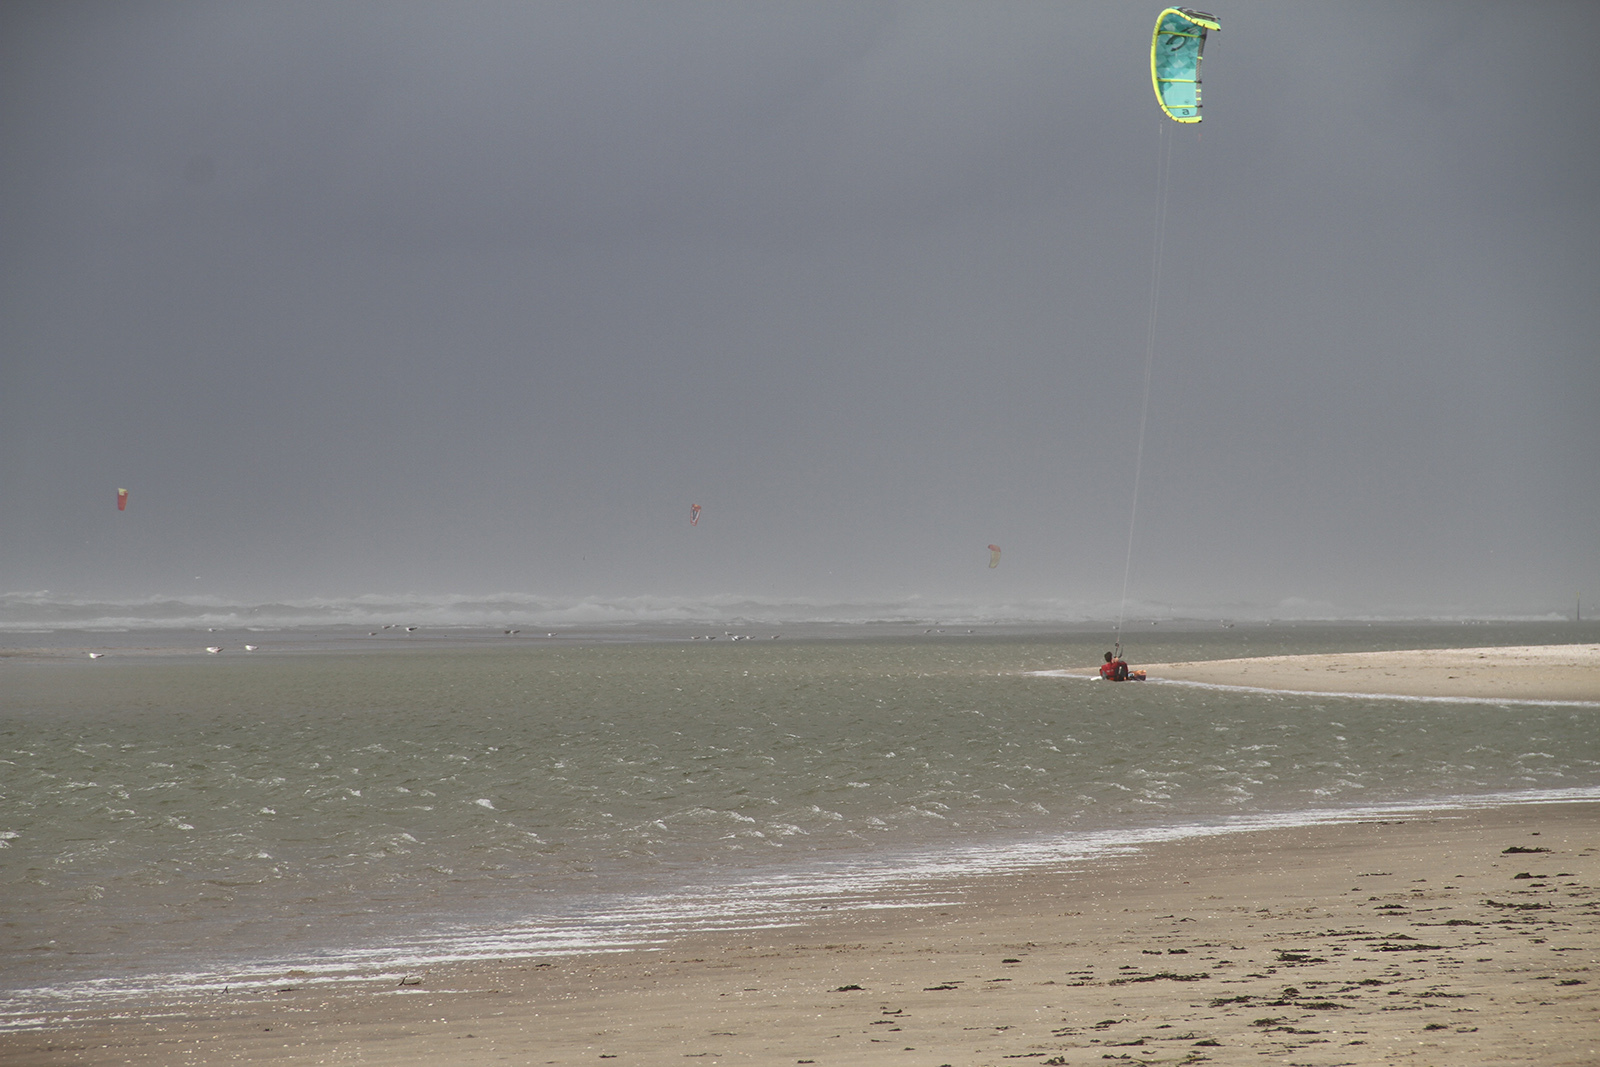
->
1114;120;1174;658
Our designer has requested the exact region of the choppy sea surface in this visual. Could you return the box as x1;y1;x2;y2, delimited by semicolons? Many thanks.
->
3;618;1597;1025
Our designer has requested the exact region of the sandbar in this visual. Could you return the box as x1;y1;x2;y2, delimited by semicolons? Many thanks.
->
2;803;1596;1066
1052;645;1600;703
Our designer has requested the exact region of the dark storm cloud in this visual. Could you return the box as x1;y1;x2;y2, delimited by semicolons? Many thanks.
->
2;1;1595;616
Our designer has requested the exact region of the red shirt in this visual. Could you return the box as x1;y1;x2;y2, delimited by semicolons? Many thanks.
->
1100;659;1128;681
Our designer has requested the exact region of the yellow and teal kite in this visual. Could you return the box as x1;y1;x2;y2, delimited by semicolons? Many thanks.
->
1151;8;1219;123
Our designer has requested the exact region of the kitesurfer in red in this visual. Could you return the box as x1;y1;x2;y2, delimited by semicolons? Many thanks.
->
1100;652;1146;681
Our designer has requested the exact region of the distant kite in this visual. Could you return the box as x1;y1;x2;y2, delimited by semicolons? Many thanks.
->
690;503;701;526
117;488;128;511
1151;8;1220;123
988;544;1002;568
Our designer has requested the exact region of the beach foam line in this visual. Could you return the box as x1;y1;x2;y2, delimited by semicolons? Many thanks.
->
7;802;1595;1065
6;786;1599;1026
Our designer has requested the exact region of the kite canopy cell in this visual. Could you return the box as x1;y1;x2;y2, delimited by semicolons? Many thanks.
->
1151;8;1219;123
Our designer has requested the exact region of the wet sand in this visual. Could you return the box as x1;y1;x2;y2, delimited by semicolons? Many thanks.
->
1054;645;1600;703
3;803;1596;1066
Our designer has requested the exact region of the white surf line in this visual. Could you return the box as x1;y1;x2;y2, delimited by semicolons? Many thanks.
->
8;785;1600;1029
1024;668;1600;708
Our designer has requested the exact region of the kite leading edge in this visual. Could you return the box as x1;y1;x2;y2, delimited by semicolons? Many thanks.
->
1151;8;1219;123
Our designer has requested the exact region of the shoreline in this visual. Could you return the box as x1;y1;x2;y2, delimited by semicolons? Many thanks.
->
1047;644;1600;703
6;787;1596;1019
2;802;1594;1065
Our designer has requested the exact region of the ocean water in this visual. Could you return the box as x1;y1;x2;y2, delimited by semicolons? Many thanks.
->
2;619;1597;1023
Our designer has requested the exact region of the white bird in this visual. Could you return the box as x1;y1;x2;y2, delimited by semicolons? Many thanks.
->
87;652;104;659
405;626;418;632
244;645;258;652
205;646;222;654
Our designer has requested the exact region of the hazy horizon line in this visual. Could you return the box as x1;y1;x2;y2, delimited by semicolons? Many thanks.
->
0;589;1584;632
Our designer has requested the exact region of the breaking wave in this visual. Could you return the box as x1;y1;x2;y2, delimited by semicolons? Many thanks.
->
1;590;1572;633
0;590;1119;632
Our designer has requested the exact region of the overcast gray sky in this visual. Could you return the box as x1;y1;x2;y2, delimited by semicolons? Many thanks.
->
3;1;1595;618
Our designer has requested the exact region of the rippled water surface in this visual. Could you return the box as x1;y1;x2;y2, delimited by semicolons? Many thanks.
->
3;622;1597;1013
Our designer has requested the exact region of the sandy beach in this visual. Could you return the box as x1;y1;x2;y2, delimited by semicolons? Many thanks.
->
1054;644;1600;703
2;803;1595;1066
4;643;1597;1065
